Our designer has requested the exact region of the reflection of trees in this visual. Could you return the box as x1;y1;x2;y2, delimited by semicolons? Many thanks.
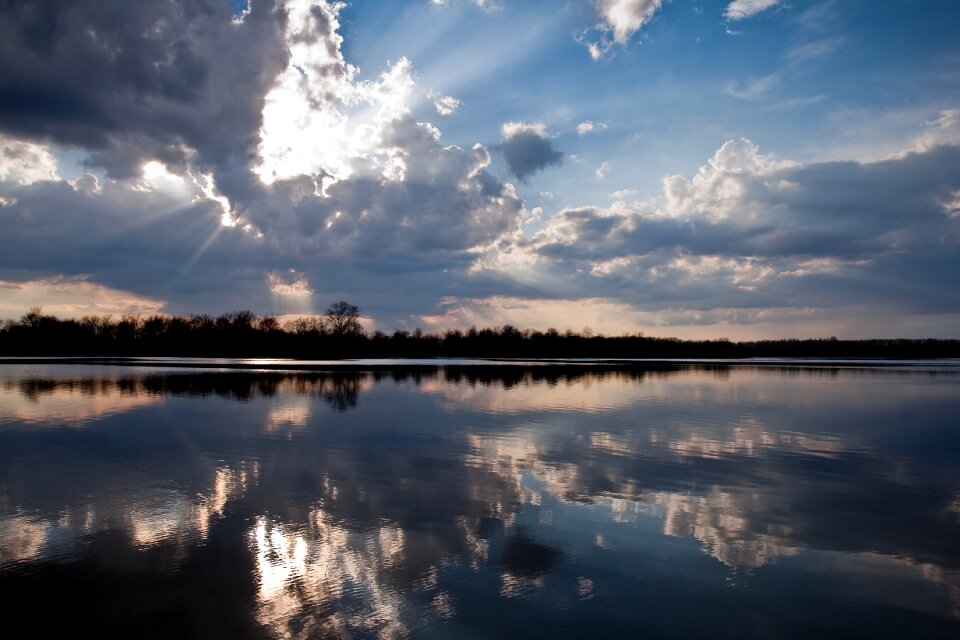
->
320;374;360;412
6;363;888;407
9;372;366;413
440;365;688;389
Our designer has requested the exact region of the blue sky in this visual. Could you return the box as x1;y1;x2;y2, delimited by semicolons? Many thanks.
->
338;0;958;204
0;0;958;337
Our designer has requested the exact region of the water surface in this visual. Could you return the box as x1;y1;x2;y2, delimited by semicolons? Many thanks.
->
1;362;959;638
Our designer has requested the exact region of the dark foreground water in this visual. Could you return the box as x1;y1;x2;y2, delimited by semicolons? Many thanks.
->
1;362;959;639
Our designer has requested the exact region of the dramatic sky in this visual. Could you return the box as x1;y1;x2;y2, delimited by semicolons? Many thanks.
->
1;0;958;338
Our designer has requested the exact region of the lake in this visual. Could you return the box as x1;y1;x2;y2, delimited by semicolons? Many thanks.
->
1;361;959;639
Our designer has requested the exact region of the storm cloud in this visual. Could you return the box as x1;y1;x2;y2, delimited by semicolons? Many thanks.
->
0;0;287;183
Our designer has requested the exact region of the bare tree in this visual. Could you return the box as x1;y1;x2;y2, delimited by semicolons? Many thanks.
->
284;316;324;335
324;301;362;336
21;306;44;328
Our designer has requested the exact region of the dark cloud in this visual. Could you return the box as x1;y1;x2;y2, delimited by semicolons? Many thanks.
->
500;122;563;181
0;171;522;320
0;0;287;179
0;1;531;325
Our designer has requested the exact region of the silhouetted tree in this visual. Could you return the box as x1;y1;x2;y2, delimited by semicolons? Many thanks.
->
1;308;958;359
285;316;324;335
324;301;362;336
258;316;280;332
21;306;44;329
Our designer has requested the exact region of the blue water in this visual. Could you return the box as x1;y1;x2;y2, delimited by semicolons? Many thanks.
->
1;362;958;638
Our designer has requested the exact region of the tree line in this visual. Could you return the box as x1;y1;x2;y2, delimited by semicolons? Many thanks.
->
1;303;958;359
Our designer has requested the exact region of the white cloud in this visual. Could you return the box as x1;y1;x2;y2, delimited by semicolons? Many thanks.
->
724;0;785;21
595;161;611;180
662;138;796;220
931;108;960;130
267;271;314;314
254;1;418;186
725;72;781;101
430;0;501;9
502;121;548;139
785;37;844;63
0;136;59;185
433;94;461;116
597;0;665;44
577;120;608;136
584;0;666;59
267;271;313;298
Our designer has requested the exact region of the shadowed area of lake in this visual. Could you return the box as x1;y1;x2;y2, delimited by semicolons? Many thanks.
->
1;362;959;639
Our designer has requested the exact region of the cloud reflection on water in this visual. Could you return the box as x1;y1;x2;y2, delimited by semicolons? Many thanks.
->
1;364;959;635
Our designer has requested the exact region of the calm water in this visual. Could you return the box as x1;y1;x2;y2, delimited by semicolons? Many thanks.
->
1;362;959;639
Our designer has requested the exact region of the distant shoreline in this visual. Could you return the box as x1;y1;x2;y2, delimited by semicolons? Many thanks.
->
2;356;958;372
4;310;958;361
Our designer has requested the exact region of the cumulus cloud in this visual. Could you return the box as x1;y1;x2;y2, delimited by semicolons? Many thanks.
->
472;139;960;335
0;136;59;185
0;0;526;323
584;0;665;59
0;0;287;184
724;0;785;21
433;95;461;116
597;0;665;44
500;122;563;181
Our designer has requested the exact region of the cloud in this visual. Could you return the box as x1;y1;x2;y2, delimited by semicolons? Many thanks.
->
577;120;608;136
725;73;781;101
595;161;611;180
0;0;288;184
433;95;461;116
784;36;844;63
430;0;501;9
583;0;666;59
0;275;166;319
1;1;958;337
472;139;960;335
724;0;785;21
0;1;527;324
500;121;563;181
597;0;665;44
931;109;960;130
0;136;59;185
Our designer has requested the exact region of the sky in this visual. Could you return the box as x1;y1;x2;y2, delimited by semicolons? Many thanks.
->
0;0;958;339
